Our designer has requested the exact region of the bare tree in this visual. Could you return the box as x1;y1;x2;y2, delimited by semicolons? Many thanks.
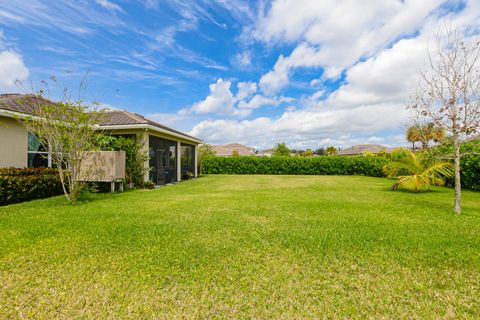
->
410;27;480;214
17;78;105;204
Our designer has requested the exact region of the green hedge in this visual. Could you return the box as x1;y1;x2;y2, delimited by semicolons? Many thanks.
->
0;167;63;206
429;140;480;190
459;155;480;190
202;156;390;177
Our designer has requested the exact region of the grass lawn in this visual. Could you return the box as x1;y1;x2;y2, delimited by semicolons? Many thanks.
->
1;175;479;319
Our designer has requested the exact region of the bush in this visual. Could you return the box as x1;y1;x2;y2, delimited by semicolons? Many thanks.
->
143;181;155;189
428;139;480;190
202;156;389;177
459;155;480;190
0;167;63;206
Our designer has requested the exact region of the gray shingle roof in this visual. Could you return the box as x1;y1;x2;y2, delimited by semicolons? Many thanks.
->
337;144;390;156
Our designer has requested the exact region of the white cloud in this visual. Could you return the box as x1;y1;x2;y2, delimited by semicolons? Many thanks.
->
187;78;293;117
189;26;438;148
144;0;159;10
95;0;123;13
0;50;29;92
190;79;235;114
189;104;409;149
255;0;443;94
238;94;278;110
233;50;252;69
0;1;125;35
236;81;257;101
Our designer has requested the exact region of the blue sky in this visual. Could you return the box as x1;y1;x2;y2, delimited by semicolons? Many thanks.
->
0;0;479;149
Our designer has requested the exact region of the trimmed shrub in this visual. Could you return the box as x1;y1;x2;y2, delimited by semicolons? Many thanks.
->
202;156;389;177
459;155;480;190
429;140;480;190
0;167;63;206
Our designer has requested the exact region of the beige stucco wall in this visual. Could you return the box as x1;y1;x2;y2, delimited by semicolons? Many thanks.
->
0;116;27;168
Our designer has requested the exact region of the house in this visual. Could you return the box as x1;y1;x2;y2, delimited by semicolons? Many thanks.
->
0;93;202;185
257;149;274;157
211;143;256;156
336;144;396;156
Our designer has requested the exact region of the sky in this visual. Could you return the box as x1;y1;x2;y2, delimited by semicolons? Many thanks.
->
0;0;479;150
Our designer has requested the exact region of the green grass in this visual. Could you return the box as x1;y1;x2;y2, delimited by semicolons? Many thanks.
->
1;175;479;319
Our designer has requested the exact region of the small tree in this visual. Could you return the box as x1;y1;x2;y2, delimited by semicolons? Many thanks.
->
97;135;148;188
198;144;216;174
410;28;480;214
383;149;454;192
303;149;314;157
314;148;325;156
17;88;104;204
272;142;290;156
325;146;337;156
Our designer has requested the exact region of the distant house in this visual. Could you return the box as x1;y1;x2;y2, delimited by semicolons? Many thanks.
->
212;143;255;156
337;144;396;156
0;93;202;186
257;149;274;157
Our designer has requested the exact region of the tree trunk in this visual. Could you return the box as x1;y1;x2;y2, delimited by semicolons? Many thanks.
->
453;138;462;214
57;165;71;203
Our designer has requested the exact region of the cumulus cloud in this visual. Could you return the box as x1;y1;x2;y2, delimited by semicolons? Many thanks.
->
233;50;253;69
0;50;29;92
190;78;236;114
186;79;292;117
236;81;257;101
256;0;443;94
190;6;480;149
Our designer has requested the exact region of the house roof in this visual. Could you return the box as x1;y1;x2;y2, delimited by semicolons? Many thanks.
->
222;143;254;150
337;144;393;156
212;143;255;156
0;93;54;114
0;93;201;143
102;110;200;142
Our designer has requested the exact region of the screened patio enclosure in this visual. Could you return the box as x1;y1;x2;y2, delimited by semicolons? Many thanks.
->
148;136;197;185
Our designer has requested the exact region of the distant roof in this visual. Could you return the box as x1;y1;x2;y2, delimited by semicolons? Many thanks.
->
212;143;255;156
337;144;394;156
223;143;254;150
0;93;200;143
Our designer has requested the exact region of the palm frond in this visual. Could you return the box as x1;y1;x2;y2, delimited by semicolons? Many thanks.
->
388;149;453;192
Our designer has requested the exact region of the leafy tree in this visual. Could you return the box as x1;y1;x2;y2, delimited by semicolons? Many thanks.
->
384;149;453;192
272;142;290;156
232;150;240;156
410;28;480;213
314;148;325;156
198;144;216;174
17;89;105;204
325;146;337;156
97;135;148;188
303;149;314;157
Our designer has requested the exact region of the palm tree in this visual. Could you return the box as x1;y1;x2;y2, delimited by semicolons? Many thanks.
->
383;149;453;192
406;123;445;150
406;125;421;150
325;146;337;156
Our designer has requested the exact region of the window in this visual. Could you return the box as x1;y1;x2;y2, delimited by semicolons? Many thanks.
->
28;133;52;168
